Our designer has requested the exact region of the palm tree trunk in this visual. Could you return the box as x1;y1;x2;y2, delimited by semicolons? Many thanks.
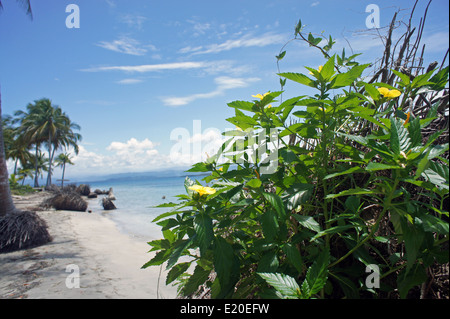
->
46;132;52;187
34;143;39;187
61;162;66;187
0;90;16;216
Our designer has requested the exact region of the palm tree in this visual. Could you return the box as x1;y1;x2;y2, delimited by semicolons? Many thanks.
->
14;98;81;187
54;153;74;187
17;167;34;186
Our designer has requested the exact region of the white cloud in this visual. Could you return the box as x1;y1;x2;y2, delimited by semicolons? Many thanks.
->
81;60;251;77
96;36;156;56
81;61;208;73
161;76;260;106
180;32;286;55
120;14;147;30
106;138;158;156
116;78;143;84
311;1;320;7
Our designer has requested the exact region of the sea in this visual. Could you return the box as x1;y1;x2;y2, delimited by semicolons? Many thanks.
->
79;172;203;242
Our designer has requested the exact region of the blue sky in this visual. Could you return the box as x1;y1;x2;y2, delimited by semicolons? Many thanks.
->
1;0;448;179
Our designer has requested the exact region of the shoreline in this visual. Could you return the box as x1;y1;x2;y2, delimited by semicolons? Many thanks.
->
0;192;178;299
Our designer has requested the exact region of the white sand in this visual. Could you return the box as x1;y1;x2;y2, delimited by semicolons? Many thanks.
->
0;192;178;299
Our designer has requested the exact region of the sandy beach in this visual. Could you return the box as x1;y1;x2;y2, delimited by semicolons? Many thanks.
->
0;192;178;299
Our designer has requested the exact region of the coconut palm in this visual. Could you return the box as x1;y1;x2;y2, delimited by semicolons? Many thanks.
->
17;167;34;186
15;98;81;187
54;153;74;187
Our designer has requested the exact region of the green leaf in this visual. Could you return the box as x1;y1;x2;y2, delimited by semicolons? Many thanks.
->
186;162;210;172
330;64;370;88
182;265;211;296
366;162;401;171
194;213;214;256
402;220;424;272
227;100;255;112
213;237;239;296
391;69;411;85
279;72;316;88
324;166;363;179
276;50;286;61
257;251;279;273
283;243;304;273
320;55;335;80
246;178;262;188
166;262;190;285
258;272;300;299
141;249;171;268
397;263;427;299
263;192;286;220
260;210;279;240
301;249;330;298
326;188;379;199
390;117;411;155
292;214;321;232
345;196;360;214
167;238;193;269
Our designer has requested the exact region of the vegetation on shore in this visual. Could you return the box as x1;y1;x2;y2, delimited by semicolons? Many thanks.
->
144;4;449;299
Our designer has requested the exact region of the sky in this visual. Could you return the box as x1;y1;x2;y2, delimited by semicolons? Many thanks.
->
0;0;448;180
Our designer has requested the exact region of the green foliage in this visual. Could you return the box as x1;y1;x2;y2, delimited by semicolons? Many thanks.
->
144;20;449;299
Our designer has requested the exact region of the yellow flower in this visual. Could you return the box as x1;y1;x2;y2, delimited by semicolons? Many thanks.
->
189;185;216;196
309;65;323;75
252;92;270;100
377;87;401;99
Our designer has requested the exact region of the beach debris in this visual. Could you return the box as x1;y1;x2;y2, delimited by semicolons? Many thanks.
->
41;189;88;212
107;187;116;201
76;184;91;196
0;210;53;253
101;197;116;210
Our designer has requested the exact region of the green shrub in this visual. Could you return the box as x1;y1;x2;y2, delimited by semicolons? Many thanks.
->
144;18;448;299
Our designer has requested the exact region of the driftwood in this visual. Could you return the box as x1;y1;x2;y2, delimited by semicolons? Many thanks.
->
0;210;52;253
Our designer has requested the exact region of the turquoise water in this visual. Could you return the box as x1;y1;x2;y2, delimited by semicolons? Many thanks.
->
86;175;189;241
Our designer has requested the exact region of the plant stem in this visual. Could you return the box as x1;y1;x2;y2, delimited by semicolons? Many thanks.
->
328;178;399;268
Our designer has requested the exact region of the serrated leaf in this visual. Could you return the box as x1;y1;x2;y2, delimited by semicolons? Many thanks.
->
279;72;316;88
166;262;191;285
283;243;304;273
258;272;300;299
301;249;330;298
182;265;211;296
292;214;321;232
260;210;279;240
194;213;214;256
390;118;411;155
263;192;286;220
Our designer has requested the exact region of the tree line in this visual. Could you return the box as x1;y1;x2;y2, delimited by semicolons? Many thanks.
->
2;98;81;188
